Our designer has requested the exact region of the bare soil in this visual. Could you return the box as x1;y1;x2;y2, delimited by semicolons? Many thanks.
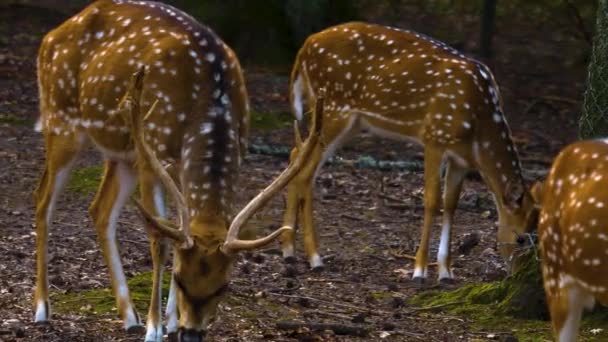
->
0;2;595;342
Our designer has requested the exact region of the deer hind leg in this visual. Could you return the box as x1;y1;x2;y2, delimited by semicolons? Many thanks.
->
437;158;467;282
550;284;594;342
139;171;169;342
89;160;141;331
33;133;83;323
281;113;359;269
413;146;444;282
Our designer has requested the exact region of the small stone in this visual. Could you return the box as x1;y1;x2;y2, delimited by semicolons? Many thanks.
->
352;313;366;323
251;253;265;264
499;335;518;342
390;297;405;308
382;322;396;331
282;265;298;278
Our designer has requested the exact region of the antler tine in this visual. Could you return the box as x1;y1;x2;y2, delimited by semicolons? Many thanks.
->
222;88;325;254
126;67;192;246
132;198;186;242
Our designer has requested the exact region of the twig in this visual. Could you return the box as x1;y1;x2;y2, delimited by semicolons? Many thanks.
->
390;251;438;266
340;213;363;221
121;239;149;246
276;321;368;337
305;278;352;284
58;296;109;304
304;309;353;320
523;95;578;117
404;300;466;314
378;193;406;203
267;292;388;315
392;330;427;340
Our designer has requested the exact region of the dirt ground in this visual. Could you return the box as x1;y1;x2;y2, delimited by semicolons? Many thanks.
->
0;2;597;342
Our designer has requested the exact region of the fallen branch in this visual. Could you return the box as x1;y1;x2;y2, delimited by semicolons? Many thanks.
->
340;213;363;221
267;292;388;315
391;252;438;266
276;321;368;337
405;300;466;314
303;309;353;320
305;278;352;284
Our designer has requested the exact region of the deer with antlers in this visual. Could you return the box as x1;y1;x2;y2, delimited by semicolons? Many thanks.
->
532;140;608;341
279;22;539;281
34;1;322;341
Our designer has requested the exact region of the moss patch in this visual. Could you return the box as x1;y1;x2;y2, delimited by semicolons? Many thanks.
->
52;272;171;315
250;110;293;131
410;254;608;340
67;166;103;194
0;112;34;126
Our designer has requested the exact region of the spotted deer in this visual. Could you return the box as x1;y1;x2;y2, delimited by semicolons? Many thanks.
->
532;140;608;342
280;22;539;282
34;1;322;341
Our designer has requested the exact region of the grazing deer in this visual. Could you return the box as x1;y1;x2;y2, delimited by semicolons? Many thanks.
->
532;140;608;342
280;22;539;281
34;1;322;341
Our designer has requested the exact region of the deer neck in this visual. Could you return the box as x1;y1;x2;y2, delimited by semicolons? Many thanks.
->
472;114;525;220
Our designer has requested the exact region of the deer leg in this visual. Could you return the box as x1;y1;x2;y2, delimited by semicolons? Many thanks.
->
140;175;169;342
281;143;325;269
298;144;325;269
413;146;443;282
279;147;300;263
89;160;141;331
281;114;359;269
437;158;467;282
33;133;82;323
165;254;179;335
551;285;593;342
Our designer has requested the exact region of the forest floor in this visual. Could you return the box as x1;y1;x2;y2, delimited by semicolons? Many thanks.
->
0;2;605;342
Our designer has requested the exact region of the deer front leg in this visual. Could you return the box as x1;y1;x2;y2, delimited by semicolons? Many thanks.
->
289;143;326;269
139;176;169;342
89;160;141;331
33;133;82;323
437;158;467;282
413;146;443;282
165;254;179;336
280;148;300;263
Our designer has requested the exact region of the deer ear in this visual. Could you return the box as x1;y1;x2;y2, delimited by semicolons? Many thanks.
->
530;181;544;207
503;180;525;212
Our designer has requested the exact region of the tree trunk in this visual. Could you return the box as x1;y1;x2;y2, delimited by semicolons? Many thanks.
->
580;0;608;138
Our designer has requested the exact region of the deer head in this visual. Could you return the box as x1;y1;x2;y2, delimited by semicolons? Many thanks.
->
124;69;325;339
496;180;540;270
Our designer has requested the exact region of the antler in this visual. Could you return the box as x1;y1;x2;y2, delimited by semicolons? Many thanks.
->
124;67;193;248
222;89;326;254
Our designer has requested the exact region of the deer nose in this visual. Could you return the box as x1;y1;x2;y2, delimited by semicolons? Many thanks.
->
178;328;205;342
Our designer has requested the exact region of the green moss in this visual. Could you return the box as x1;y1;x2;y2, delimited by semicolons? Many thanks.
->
370;291;392;300
410;253;608;340
0;112;33;126
67;166;103;194
250;110;293;131
52;272;170;315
